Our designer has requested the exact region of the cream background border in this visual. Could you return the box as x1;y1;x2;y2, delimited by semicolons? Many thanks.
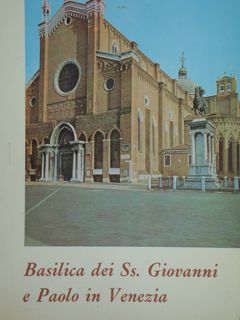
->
0;1;240;319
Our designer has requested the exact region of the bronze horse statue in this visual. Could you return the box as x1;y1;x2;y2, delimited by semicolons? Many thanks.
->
193;86;208;117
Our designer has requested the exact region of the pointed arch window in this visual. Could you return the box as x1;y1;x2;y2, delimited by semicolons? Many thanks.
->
31;139;38;169
169;121;174;148
112;40;119;54
110;130;120;168
94;132;104;169
44;137;49;144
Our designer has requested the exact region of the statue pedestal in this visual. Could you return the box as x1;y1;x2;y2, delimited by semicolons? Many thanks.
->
186;118;218;189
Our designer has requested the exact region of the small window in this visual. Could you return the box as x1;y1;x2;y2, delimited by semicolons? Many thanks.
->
105;77;115;91
122;144;129;152
220;84;224;93
112;40;119;54
227;82;231;91
164;155;171;167
144;96;149;106
30;96;37;107
65;17;72;25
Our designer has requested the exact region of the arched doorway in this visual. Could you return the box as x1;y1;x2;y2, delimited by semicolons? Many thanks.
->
39;123;84;182
49;122;77;181
94;131;104;182
58;128;74;181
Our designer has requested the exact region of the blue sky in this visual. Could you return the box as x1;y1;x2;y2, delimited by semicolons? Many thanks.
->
25;0;240;96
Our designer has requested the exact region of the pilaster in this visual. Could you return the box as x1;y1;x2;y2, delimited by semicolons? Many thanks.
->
38;23;49;123
87;13;97;114
178;98;184;145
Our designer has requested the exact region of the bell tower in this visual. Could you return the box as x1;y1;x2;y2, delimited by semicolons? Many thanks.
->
217;75;237;96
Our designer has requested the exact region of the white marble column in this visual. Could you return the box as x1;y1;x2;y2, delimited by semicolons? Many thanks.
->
203;132;208;162
191;133;196;165
80;148;84;181
45;151;49;181
76;150;81;181
49;152;53;181
208;135;212;165
41;152;45;179
211;136;214;166
53;151;58;181
72;151;76;181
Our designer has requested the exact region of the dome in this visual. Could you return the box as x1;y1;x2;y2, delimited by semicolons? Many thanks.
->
177;52;197;95
178;66;187;78
177;78;197;95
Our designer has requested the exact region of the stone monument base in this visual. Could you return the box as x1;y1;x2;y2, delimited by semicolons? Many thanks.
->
184;176;219;191
186;118;219;190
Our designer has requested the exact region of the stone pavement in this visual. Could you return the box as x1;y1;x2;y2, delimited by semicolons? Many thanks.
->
25;182;240;247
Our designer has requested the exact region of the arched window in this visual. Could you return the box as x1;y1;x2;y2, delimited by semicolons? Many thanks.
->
94;132;104;169
31;139;38;169
59;130;74;145
219;138;224;172
110;130;120;168
169;121;174;147
112;40;119;54
79;133;87;142
44;137;49;144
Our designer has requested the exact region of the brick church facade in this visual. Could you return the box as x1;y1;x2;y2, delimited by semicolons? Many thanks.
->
25;0;240;183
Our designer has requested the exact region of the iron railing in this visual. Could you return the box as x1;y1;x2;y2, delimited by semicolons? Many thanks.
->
148;176;240;193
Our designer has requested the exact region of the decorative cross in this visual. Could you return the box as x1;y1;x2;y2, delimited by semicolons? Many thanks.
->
180;52;185;67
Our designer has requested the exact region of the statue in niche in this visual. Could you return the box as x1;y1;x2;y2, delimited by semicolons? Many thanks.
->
193;86;208;117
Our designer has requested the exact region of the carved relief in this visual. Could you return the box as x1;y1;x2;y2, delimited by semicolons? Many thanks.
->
47;97;86;121
97;60;132;73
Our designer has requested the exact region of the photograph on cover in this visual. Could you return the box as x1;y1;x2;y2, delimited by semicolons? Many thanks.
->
25;0;240;247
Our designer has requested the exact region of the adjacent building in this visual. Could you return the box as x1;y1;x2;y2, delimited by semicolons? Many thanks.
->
206;75;240;177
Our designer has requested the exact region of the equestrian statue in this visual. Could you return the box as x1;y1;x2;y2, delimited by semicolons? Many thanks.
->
193;86;208;117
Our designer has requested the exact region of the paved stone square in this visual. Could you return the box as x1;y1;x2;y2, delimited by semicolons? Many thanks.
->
25;183;240;247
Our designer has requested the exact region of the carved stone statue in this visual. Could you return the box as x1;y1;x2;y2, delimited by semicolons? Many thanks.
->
193;86;208;117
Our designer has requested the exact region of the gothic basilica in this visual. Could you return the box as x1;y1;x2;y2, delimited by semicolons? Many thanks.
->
25;0;240;183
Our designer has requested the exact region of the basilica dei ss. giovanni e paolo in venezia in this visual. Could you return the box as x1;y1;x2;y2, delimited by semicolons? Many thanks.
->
25;0;240;183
